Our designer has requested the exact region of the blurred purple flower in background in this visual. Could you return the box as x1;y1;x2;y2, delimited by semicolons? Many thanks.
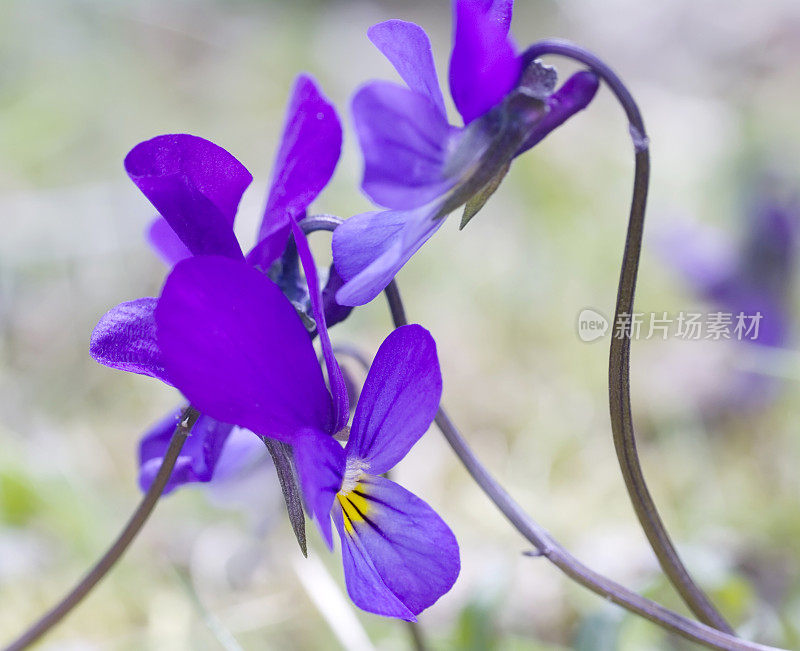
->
154;220;459;619
332;0;600;306
658;185;799;410
90;74;344;493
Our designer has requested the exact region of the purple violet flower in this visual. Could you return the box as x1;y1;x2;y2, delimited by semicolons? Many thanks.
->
90;74;345;493
332;0;600;306
154;219;459;619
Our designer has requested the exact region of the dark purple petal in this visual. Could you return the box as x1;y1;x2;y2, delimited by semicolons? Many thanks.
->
289;218;349;432
517;71;600;155
333;205;443;307
156;256;333;442
368;20;447;118
293;429;345;549
322;264;354;329
246;225;297;272
90;297;170;384
346;325;441;474
258;75;342;254
138;409;234;494
334;475;460;619
125;134;249;260
449;0;520;124
352;81;458;209
147;217;192;267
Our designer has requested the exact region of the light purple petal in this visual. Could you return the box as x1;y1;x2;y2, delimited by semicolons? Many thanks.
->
449;0;520;124
653;218;736;293
517;71;600;155
334;475;460;619
346;325;441;474
333;205;443;307
368;21;447;118
90;298;170;384
352;81;458;210
290;218;349;432
147;217;192;267
125;134;250;260
258;75;342;252
138;409;234;494
293;429;345;549
155;256;333;443
209;428;268;483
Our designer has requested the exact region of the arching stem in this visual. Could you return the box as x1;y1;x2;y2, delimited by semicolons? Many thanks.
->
519;39;733;633
381;277;779;650
4;407;200;651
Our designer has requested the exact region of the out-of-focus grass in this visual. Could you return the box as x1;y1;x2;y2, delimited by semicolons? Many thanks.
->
2;0;800;649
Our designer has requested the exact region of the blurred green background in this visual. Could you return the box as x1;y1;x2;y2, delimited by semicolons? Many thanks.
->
1;0;800;649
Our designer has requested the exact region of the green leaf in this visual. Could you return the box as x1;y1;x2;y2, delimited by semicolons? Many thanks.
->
460;162;510;230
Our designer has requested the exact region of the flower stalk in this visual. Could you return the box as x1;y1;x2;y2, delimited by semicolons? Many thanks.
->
520;39;733;634
4;407;200;651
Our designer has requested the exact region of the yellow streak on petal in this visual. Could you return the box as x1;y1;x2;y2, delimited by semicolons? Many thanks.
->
337;483;370;535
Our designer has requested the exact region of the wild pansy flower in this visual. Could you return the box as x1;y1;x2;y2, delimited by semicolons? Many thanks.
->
332;0;600;306
154;218;459;619
90;74;344;494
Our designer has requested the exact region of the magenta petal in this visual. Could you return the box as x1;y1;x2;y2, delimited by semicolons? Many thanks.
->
138;409;234;494
147;217;192;267
346;325;441;474
156;256;333;442
335;476;460;619
352;81;458;210
333;205;443;307
259;75;342;246
449;0;520;124
293;429;345;549
125;134;249;260
290;218;349;432
368;21;446;118
90;297;170;384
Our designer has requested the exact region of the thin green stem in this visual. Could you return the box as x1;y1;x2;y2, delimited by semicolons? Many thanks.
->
3;407;200;651
520;39;733;634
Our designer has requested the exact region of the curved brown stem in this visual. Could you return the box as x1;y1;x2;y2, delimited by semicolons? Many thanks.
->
520;39;733;633
3;407;200;651
382;275;780;649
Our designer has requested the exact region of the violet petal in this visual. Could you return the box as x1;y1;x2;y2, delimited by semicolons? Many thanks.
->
346;325;441;474
138;409;235;494
258;75;342;262
334;475;460;619
352;80;458;210
448;0;520;124
155;256;333;442
90;297;170;384
125;134;250;260
290;218;349;431
147;216;192;267
368;20;447;118
293;429;346;549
